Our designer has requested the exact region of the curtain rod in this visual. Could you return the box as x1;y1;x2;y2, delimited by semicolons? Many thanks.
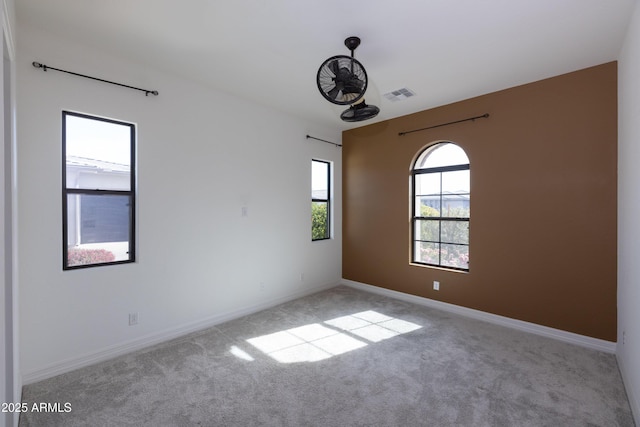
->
32;61;159;96
398;113;489;136
306;135;342;148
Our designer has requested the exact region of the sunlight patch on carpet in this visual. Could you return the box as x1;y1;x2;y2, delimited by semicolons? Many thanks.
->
229;345;255;361
243;310;422;363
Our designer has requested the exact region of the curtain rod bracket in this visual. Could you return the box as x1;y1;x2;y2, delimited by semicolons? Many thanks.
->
32;61;159;96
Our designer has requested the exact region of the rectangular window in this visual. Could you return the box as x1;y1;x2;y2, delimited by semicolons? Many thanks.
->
62;111;136;269
312;159;330;241
412;168;470;271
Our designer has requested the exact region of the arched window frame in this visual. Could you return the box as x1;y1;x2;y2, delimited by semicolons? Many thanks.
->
411;142;470;272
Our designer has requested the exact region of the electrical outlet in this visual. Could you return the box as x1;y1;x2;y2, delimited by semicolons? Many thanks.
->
433;281;440;291
623;330;626;345
129;312;139;326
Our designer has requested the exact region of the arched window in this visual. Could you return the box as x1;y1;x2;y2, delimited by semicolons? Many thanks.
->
411;142;469;271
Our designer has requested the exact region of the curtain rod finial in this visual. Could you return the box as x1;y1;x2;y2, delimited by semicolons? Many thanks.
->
33;62;48;71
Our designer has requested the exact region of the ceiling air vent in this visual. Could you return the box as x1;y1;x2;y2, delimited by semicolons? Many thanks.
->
383;87;415;102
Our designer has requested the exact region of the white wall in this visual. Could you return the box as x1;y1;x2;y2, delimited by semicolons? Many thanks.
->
17;23;342;381
1;0;18;425
618;1;640;422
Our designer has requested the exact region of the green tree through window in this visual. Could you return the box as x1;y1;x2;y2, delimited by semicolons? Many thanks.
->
312;202;328;240
312;160;330;240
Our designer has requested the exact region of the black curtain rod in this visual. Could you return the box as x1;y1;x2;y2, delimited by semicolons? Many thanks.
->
32;61;159;96
398;113;489;136
306;135;342;148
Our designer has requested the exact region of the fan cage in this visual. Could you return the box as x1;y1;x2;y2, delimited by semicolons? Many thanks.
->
316;55;368;106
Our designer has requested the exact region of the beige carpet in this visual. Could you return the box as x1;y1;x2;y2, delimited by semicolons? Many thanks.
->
20;285;634;426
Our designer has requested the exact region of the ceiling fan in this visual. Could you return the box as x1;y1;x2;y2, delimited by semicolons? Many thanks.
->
316;37;379;122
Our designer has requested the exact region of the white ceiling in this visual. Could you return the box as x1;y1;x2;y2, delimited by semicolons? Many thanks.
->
16;0;636;131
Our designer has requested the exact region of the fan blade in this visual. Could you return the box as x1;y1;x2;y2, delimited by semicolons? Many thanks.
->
328;60;340;76
326;86;341;101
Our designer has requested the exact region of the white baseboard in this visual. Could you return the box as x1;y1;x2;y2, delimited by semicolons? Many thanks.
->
341;279;617;354
617;350;640;425
22;281;338;385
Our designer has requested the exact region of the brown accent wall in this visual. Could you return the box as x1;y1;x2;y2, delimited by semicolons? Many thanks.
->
342;62;617;341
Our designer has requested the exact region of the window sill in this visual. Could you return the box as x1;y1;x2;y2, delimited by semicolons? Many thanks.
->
409;262;469;274
312;237;332;242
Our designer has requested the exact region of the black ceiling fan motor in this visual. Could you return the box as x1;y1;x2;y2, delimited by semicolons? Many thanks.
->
340;100;380;122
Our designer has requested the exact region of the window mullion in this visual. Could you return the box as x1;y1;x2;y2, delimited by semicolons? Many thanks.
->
438;171;443;267
65;188;132;196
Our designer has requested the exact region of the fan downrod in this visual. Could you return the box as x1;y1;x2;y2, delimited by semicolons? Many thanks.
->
344;36;361;53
